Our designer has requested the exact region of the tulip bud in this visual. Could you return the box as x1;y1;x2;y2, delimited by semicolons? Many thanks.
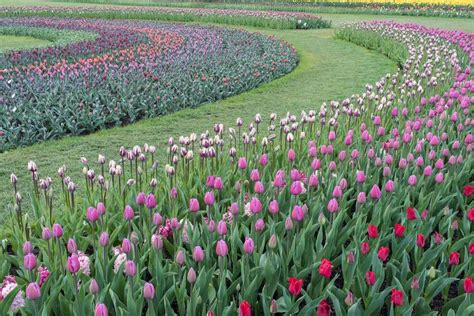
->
124;260;136;277
243;237;255;254
270;299;278;313
215;240;228;257
99;232;109;247
175;250;185;265
153;213;162;226
67;239;77;254
268;234;277;249
285;217;293;230
344;291;354;306
217;220;227;236
95;303;108;316
23;241;33;254
90;279;100;295
123;205;134;221
151;234;163;250
26;282;41;300
189;198;200;213
143;282;155;300
193;246;205;262
52;223;63;238
42;227;52;241
24;253;37;271
187;267;197;284
67;255;80;274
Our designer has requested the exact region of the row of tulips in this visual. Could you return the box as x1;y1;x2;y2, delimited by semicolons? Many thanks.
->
0;17;298;151
1;21;473;315
0;5;331;29
45;0;474;18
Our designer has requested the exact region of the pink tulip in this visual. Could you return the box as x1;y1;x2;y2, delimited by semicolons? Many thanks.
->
146;194;156;209
86;207;99;222
291;205;305;222
217;220;227;236
96;202;106;215
249;197;262;214
193;246;205;262
268;200;279;215
216;240;228;257
151;234;163;250
95;303;108;316
255;219;265;231
143;282;155;300
123;205;134;221
204;192;215;205
67;239;77;254
238;157;247;170
67;255;80;274
26;282;41;300
327;198;339;213
243;237;255;254
52;223;63;238
124;260;136;277
24;253;37;271
136;192;146;205
369;184;382;200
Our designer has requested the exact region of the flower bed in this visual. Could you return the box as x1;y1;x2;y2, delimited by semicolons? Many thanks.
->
0;6;331;29
1;21;473;315
0;17;298;151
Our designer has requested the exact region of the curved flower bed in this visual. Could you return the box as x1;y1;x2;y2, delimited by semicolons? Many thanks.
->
1;21;473;315
0;17;298;151
0;6;331;29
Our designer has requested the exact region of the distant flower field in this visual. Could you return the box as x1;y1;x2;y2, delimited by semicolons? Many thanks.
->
0;17;298;151
1;19;472;315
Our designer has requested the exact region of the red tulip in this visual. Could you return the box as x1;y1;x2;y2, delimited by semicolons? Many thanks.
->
394;224;405;237
360;242;370;255
318;259;332;278
416;234;425;248
378;247;390;262
367;224;378;238
239;300;251;316
316;299;331;316
288;277;303;297
464;277;474;293
468;208;474;221
406;207;417;220
449;252;460;265
463;184;474;196
365;271;376;286
391;289;404;306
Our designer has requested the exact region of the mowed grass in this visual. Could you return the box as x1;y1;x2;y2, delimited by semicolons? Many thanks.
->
0;0;473;219
0;34;50;52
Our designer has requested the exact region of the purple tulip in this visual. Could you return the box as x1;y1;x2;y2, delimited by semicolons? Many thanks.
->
243;237;255;254
26;282;41;300
193;246;205;262
143;282;155;300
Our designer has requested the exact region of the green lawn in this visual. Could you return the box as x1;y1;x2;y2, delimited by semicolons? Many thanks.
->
0;34;50;52
0;0;473;219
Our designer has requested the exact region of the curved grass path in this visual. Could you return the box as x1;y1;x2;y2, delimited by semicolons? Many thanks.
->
0;27;397;217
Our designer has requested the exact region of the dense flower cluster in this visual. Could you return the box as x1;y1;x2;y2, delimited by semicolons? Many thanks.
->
0;5;331;29
1;20;473;315
0;17;298;151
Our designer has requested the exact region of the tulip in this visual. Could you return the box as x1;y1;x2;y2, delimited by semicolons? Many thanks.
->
52;223;63;238
254;219;265;231
216;240;228;257
146;194;156;209
344;291;354;306
259;154;268;166
378;247;390;262
187;267;197;284
24;253;37;271
360;242;370;255
327;198;339;213
26;282;41;300
369;184;381;200
67;255;80;274
136;192;146;205
238;157;247;170
357;192;366;204
217;220;227;236
95;303;108;316
406;207;417;220
204;192;215;206
285;217;293;230
394;224;405;237
291;205;305;222
239;300;251;316
249;197;262;214
290;181;303;195
122;239;131;254
391;289;404;306
367;224;378;238
23;241;33;254
42;227;52;240
268;200;279;215
448;252;460;265
193;246;205;262
416;234;425;248
153;213;162;226
189;198;200;212
365;271;376;286
319;259;332;278
123;205;134;221
67;239;77;254
124;260;136;277
464;277;474;293
143;282;155;300
288;277;303;297
175;250;185;265
99;232;109;247
96;202;106;215
355;170;365;183
243;237;255;254
90;279;100;295
317;299;331;316
214;177;223;190
411;277;419;290
151;234;163;250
